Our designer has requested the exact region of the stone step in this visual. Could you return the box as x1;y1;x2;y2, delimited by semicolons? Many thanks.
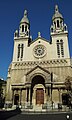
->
33;105;42;111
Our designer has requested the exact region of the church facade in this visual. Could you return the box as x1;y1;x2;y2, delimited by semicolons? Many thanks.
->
6;5;72;109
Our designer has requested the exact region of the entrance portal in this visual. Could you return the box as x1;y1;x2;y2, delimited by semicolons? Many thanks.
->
31;75;45;105
14;94;19;105
36;88;44;104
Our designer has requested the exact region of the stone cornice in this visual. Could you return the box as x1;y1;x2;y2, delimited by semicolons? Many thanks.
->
11;59;70;70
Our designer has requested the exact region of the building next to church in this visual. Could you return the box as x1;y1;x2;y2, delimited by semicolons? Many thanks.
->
6;5;72;110
0;78;6;108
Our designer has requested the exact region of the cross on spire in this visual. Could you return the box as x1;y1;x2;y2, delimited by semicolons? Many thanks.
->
24;10;27;18
55;5;59;13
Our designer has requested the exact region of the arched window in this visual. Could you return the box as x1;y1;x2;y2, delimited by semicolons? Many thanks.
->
57;40;59;42
60;40;64;57
51;27;53;33
22;25;24;32
21;44;24;58
17;44;24;60
64;24;67;31
56;40;64;58
57;20;59;28
17;44;20;58
56;40;60;57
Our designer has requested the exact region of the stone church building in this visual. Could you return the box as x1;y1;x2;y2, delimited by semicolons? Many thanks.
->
6;5;72;109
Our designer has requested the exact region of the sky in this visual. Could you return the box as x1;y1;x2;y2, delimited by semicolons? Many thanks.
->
0;0;72;80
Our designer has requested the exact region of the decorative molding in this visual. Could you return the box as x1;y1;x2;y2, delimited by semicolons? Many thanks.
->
12;59;69;70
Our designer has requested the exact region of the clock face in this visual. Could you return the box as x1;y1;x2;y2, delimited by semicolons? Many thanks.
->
33;45;46;58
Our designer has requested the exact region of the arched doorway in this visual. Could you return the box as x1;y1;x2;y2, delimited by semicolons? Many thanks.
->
31;75;45;105
14;94;19;105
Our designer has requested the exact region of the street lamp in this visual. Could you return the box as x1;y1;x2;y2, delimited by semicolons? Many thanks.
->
66;115;70;120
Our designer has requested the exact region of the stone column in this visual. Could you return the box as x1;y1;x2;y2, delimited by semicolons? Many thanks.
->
44;88;46;104
28;87;31;104
58;88;61;103
45;87;48;102
25;88;27;103
30;88;32;105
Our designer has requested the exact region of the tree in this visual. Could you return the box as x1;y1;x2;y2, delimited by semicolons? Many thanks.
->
0;79;6;108
65;76;72;108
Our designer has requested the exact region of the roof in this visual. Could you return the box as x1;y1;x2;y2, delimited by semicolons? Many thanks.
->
52;5;63;20
29;36;50;46
20;10;29;24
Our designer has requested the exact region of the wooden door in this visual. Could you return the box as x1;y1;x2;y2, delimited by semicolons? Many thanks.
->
36;88;44;104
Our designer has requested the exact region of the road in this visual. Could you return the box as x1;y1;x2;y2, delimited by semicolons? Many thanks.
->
7;112;72;120
0;109;72;120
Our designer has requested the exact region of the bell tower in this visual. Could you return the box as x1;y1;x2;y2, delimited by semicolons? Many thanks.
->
50;5;70;59
13;10;31;62
50;5;67;34
19;10;30;37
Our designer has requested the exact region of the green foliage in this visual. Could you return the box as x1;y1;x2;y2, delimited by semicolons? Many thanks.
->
64;76;72;108
0;79;6;108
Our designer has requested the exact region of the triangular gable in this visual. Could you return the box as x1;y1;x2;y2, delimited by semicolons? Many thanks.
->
26;65;50;75
29;37;50;46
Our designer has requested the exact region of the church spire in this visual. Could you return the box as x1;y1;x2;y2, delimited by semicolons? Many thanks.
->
19;9;30;37
55;5;59;13
52;5;63;20
50;5;68;34
24;10;27;18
